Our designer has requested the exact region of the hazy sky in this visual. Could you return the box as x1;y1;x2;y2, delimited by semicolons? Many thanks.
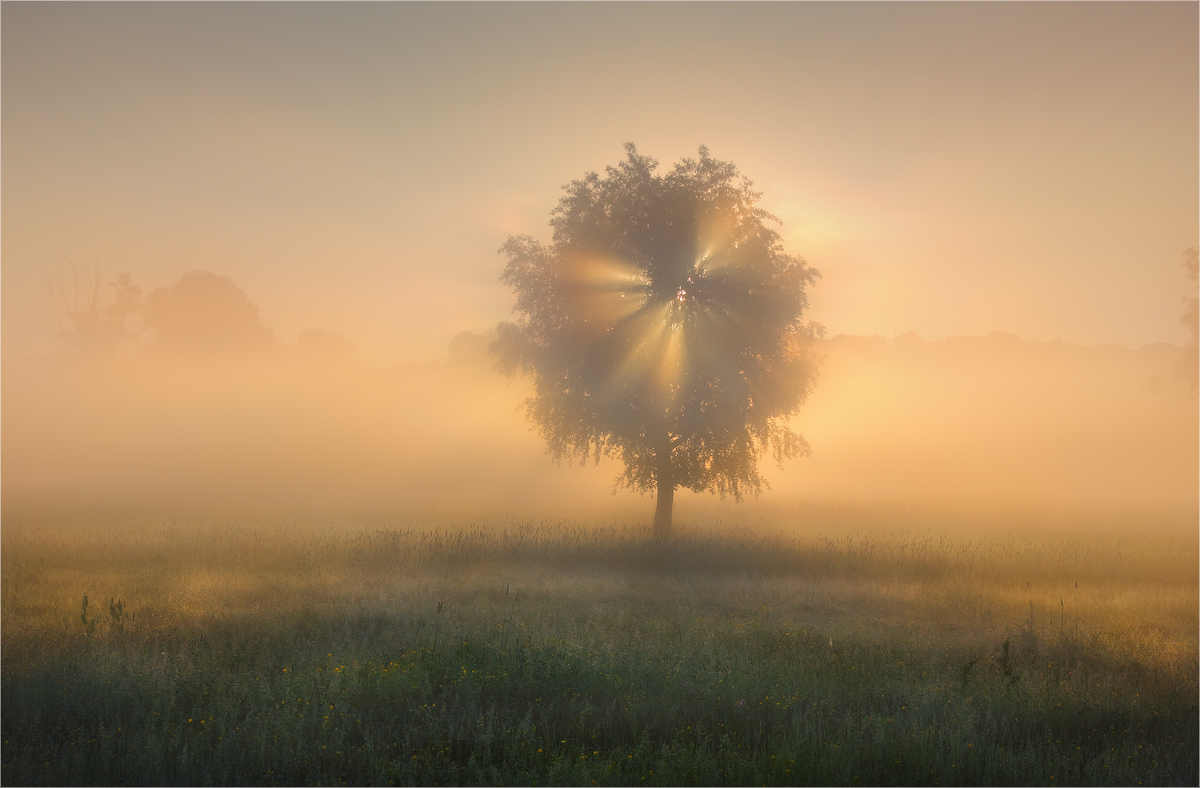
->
4;3;1197;363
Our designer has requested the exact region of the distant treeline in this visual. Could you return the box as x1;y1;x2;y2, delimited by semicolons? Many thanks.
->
6;268;1196;516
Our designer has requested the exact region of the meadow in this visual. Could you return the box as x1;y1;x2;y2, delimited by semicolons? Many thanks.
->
2;504;1197;786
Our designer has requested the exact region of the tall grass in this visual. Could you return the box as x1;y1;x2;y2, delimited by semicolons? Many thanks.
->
2;507;1196;785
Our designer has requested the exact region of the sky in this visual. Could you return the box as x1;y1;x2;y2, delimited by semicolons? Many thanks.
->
3;2;1198;364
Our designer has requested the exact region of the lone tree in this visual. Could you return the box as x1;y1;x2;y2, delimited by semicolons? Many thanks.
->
492;145;822;537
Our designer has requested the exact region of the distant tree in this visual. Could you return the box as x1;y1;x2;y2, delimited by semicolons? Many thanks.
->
1179;246;1198;397
447;330;493;367
145;270;279;357
48;264;143;357
492;145;822;537
294;328;358;365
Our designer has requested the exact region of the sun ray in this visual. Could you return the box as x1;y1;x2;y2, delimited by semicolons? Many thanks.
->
564;255;651;339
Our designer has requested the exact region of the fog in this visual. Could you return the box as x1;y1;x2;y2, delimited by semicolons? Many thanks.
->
4;270;1195;522
3;8;1197;786
4;4;1197;364
3;3;1197;533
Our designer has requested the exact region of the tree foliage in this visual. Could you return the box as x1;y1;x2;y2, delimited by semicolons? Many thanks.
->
493;145;821;531
144;270;279;357
49;264;143;357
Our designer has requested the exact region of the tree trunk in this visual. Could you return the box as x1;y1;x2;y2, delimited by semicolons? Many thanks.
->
653;437;675;538
653;482;675;539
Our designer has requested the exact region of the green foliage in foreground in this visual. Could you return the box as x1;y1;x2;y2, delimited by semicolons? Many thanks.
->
3;600;1196;786
2;513;1197;785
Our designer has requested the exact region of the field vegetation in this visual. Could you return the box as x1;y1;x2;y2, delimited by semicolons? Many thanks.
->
2;504;1196;786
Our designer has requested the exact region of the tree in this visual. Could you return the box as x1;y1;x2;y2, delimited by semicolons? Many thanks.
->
294;328;359;366
492;144;822;537
49;264;143;357
145;270;279;357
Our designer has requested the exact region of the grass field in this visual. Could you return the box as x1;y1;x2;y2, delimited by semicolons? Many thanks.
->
2;505;1197;786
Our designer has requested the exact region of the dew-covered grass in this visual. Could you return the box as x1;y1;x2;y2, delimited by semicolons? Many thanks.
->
2;506;1196;785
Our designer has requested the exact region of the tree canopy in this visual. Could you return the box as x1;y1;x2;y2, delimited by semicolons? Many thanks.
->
49;265;143;357
145;270;279;357
492;144;822;535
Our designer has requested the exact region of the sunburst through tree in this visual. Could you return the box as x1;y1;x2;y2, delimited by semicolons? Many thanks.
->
492;144;822;536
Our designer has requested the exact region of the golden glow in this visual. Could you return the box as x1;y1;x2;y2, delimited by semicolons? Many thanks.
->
565;256;650;336
0;327;1195;517
654;317;687;396
601;302;672;396
5;4;1195;364
0;4;1195;525
693;214;746;276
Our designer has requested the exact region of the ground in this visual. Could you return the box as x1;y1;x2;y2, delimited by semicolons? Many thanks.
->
2;505;1196;786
